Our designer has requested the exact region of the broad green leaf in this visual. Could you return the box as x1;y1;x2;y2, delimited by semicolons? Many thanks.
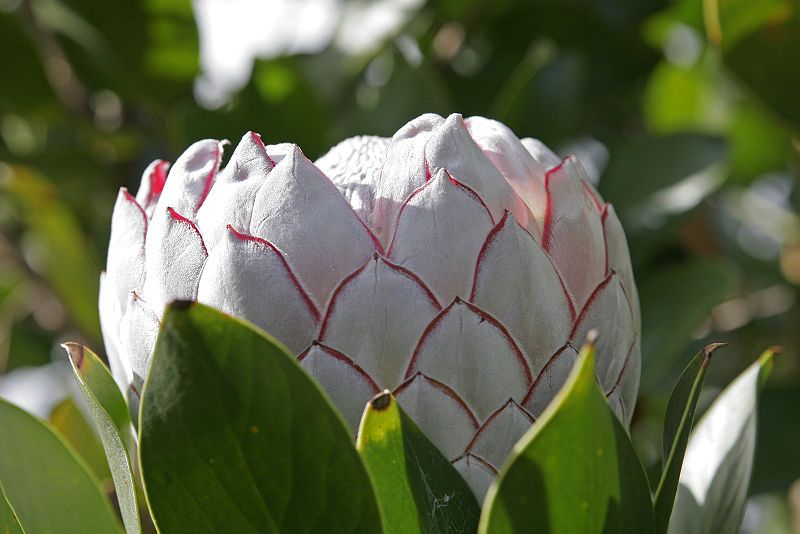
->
0;484;24;534
705;0;800;131
356;392;480;534
653;343;726;534
64;343;141;534
668;349;776;533
639;259;738;392
479;339;655;534
49;397;113;485
0;398;120;533
139;302;382;534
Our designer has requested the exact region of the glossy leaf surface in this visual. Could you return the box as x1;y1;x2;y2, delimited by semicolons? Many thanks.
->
357;391;480;533
479;340;655;533
65;343;141;534
139;302;382;533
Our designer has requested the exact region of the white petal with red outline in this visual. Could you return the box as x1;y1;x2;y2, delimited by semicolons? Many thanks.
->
315;135;389;223
143;207;208;317
318;255;440;388
570;273;636;392
466;400;534;468
465;116;549;228
523;345;578;417
605;339;639;426
153;139;223;218
118;292;159;384
197;227;318;354
425;114;536;232
196;132;274;250
106;189;147;313
394;373;479;460
98;272;130;389
542;157;606;310
370;114;445;242
298;343;379;432
470;212;572;375
388;169;494;303
603;204;640;329
452;454;496;501
135;159;170;217
407;299;532;421
249;145;378;306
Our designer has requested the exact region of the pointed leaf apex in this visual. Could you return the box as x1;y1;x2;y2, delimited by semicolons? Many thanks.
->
585;328;599;346
61;342;85;369
370;390;393;411
702;342;728;368
169;300;195;312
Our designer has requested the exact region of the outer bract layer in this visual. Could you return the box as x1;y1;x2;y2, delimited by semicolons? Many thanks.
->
100;113;640;499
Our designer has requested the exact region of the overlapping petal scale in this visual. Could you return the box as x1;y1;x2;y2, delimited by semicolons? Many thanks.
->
118;292;160;385
249;145;379;306
470;211;572;375
465;116;548;230
523;345;579;417
318;254;440;388
388;169;494;303
152;139;223;219
570;273;636;393
602;204;640;329
98;273;129;389
466;399;535;468
135;159;170;217
424;114;536;233
196;132;274;250
452;455;496;500
197;226;318;354
143;207;208;316
542;157;606;311
106;189;147;314
298;343;380;432
406;298;532;421
394;373;479;460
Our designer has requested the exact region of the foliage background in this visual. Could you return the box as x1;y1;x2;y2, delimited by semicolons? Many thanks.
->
0;0;798;530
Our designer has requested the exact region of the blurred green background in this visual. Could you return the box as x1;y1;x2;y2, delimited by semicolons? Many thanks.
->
0;0;798;530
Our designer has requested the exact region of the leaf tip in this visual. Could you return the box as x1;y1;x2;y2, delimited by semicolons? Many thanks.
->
370;390;393;411
169;299;196;312
61;342;85;369
702;342;727;368
766;345;783;356
584;328;598;347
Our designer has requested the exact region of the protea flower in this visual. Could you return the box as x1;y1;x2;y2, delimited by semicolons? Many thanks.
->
100;113;640;497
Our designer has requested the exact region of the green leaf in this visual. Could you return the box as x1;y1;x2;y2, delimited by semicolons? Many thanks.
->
139;302;382;533
479;339;655;534
49;397;113;485
0;484;24;534
653;343;726;534
639;259;738;393
356;392;480;534
0;398;120;533
667;348;777;533
705;0;800;131
64;343;141;534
